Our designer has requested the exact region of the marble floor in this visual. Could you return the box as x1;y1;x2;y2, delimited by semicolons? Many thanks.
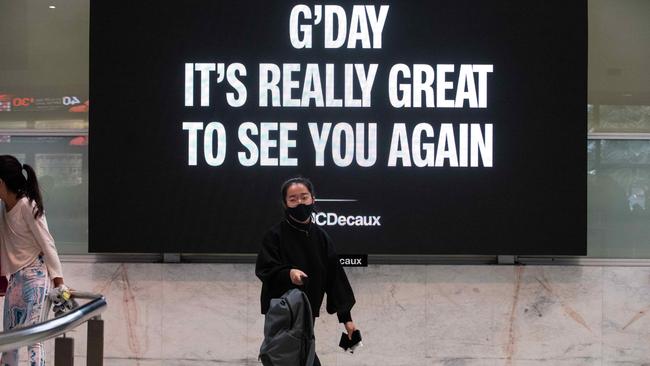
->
2;263;650;365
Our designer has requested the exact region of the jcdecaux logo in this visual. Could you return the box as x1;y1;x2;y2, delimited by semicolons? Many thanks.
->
312;212;381;227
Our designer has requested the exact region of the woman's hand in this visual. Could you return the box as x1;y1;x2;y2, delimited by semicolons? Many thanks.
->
289;269;308;285
48;283;71;303
344;321;357;339
53;277;64;287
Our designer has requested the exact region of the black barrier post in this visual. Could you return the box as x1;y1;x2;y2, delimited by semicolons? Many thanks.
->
55;335;74;366
87;316;104;366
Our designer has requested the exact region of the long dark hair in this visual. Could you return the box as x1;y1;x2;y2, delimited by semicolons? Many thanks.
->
0;155;44;218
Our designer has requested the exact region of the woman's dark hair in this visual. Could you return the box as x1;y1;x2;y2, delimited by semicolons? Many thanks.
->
280;176;315;204
0;155;44;218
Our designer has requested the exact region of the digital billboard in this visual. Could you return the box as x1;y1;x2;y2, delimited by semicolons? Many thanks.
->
90;1;587;255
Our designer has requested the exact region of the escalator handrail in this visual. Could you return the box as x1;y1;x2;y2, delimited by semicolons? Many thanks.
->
0;293;107;352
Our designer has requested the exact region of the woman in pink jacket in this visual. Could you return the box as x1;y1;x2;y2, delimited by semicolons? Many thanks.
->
0;155;68;366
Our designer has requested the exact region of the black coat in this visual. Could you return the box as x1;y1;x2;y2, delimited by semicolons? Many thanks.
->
256;218;355;321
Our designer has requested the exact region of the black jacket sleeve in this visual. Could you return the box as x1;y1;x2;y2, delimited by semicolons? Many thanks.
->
324;233;356;321
255;229;292;313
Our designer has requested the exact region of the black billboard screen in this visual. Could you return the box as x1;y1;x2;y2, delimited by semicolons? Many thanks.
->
90;1;587;255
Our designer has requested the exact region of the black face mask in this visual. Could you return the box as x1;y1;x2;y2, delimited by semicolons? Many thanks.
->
286;203;314;222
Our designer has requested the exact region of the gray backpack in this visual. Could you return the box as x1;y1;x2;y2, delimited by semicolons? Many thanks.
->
259;288;316;366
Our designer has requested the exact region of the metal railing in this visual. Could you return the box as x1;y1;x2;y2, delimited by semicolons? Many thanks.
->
0;291;107;366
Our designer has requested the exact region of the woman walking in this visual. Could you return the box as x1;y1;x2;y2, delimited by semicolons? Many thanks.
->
256;177;359;365
0;155;68;366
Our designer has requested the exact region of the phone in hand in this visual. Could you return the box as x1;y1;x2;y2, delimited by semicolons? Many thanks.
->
339;330;363;353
